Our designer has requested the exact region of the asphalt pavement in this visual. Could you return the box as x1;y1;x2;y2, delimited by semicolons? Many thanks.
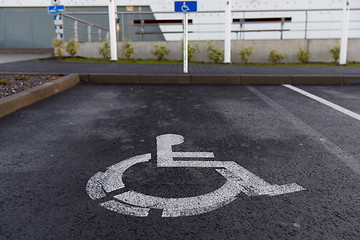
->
1;83;359;239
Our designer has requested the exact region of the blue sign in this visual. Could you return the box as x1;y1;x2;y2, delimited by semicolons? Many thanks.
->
48;5;65;14
175;1;197;12
54;15;62;21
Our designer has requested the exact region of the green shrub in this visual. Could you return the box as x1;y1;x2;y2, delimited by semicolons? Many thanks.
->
181;41;200;61
151;44;170;61
238;46;254;64
330;44;340;63
99;40;110;58
207;43;224;63
268;48;286;64
0;80;9;86
65;37;79;57
122;39;136;60
295;47;312;64
14;75;28;81
52;38;64;58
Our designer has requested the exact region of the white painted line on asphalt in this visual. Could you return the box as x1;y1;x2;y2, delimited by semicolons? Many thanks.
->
248;86;360;175
283;84;360;121
172;152;215;158
102;153;152;193
87;134;305;217
100;200;150;217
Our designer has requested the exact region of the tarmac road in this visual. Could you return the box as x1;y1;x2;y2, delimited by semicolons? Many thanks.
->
0;83;359;240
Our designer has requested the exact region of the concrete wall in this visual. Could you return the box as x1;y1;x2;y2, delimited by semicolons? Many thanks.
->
76;39;360;63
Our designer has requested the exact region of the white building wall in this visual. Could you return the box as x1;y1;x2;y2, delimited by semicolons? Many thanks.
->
1;0;360;41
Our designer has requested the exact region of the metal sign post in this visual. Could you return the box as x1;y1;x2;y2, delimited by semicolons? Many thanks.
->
183;12;189;73
54;14;64;39
340;0;350;65
108;0;117;61
175;1;197;74
48;3;65;40
108;0;118;61
224;0;232;64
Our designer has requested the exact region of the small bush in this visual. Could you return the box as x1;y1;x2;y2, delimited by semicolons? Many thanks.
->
99;40;110;58
52;38;64;58
268;48;286;64
65;37;79;57
181;41;200;61
122;39;136;60
14;75;28;81
207;43;224;63
238;46;254;64
0;80;9;86
295;47;312;64
330;44;340;63
151;44;170;61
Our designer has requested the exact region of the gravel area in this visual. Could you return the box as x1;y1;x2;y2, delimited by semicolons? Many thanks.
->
0;74;62;99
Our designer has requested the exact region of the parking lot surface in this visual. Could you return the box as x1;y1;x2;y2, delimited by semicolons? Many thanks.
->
1;83;359;240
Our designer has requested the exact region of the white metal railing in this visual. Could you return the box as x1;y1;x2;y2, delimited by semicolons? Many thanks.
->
60;8;360;42
62;14;109;42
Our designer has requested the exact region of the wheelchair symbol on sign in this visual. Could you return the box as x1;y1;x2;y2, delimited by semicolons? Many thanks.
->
86;134;305;217
181;2;190;12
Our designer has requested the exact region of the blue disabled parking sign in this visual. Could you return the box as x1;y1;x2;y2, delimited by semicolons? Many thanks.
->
48;5;65;14
175;1;197;12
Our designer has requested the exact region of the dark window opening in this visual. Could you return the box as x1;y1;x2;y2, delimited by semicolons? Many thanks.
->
134;19;193;25
233;17;292;23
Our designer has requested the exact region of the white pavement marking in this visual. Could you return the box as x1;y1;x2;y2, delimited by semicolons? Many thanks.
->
283;84;360;121
114;180;240;217
248;86;360;175
156;134;214;167
86;134;305;217
101;153;151;193
86;172;106;200
100;200;150;217
172;152;215;158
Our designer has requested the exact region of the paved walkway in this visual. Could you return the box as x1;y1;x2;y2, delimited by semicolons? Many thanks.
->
0;60;360;76
0;54;52;64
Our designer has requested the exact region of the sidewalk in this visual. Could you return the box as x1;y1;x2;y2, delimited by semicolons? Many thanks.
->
0;60;360;76
0;54;52;64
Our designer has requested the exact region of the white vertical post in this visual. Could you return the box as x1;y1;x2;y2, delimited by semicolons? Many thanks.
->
183;12;189;73
74;20;78;42
224;0;232;63
88;25;91;42
108;0;118;61
98;29;102;41
340;0;350;65
54;14;64;40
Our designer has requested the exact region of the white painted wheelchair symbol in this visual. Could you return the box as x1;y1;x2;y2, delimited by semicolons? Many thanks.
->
181;2;190;12
86;134;305;217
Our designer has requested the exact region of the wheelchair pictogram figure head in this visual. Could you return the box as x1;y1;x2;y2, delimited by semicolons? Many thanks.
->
181;2;190;12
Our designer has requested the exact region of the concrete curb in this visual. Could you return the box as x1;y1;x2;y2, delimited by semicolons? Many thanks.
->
0;74;80;119
81;74;360;85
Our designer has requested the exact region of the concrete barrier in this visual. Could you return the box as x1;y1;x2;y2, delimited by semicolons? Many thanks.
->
76;39;360;63
81;74;360;85
344;76;360;85
191;75;240;84
0;74;80;119
291;76;343;85
242;76;292;85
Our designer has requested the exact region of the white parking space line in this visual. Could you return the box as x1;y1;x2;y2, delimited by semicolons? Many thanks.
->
247;86;360;175
283;84;360;121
